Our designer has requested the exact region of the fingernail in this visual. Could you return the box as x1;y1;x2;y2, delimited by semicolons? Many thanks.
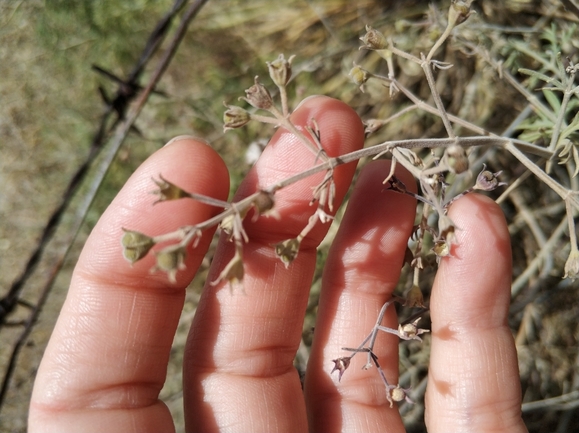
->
293;94;322;111
164;135;209;147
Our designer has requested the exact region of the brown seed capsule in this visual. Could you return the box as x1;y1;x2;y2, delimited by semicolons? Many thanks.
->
331;357;351;382
242;76;274;110
223;104;251;131
254;190;275;215
360;25;387;50
405;285;425;308
474;164;507;191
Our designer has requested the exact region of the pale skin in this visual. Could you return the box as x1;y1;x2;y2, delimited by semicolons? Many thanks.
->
29;96;528;433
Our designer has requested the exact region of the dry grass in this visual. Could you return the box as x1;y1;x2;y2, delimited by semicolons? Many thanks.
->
1;1;578;432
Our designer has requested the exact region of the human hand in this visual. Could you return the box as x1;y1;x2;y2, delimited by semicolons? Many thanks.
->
29;96;527;432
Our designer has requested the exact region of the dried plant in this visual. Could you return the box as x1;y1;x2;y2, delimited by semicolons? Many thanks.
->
120;0;579;423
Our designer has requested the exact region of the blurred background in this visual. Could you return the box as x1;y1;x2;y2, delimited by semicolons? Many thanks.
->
1;1;578;431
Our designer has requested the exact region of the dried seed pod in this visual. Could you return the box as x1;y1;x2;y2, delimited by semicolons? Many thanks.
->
405;285;425;308
242;76;273;110
274;238;301;267
360;25;387;50
331;357;351;382
223;104;251;131
211;250;244;286
153;245;186;283
349;64;369;91
253;190;275;216
438;215;456;244
432;240;451;258
474;164;507;191
267;54;295;87
449;0;474;26
444;144;469;174
121;229;155;264
390;385;407;403
152;175;189;203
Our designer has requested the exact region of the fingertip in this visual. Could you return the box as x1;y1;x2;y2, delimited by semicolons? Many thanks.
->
164;135;209;147
239;95;364;245
290;95;365;158
80;138;230;289
436;193;512;326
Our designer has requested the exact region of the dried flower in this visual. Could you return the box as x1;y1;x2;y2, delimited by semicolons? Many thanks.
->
211;249;244;287
267;54;295;87
443;144;469;174
438;215;456;245
220;208;249;241
474;164;507;191
152;245;186;283
223;104;251;131
564;249;579;281
274;238;301;267
432;240;451;258
398;317;429;341
405;285;425;308
252;190;279;220
151;175;189;203
386;176;409;194
387;385;414;408
242;76;274;110
121;229;155;264
364;119;384;135
331;357;351;382
349;64;369;92
360;25;387;50
449;0;474;27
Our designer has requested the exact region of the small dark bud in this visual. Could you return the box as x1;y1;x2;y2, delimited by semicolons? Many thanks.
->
331;357;351;382
386;176;409;194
